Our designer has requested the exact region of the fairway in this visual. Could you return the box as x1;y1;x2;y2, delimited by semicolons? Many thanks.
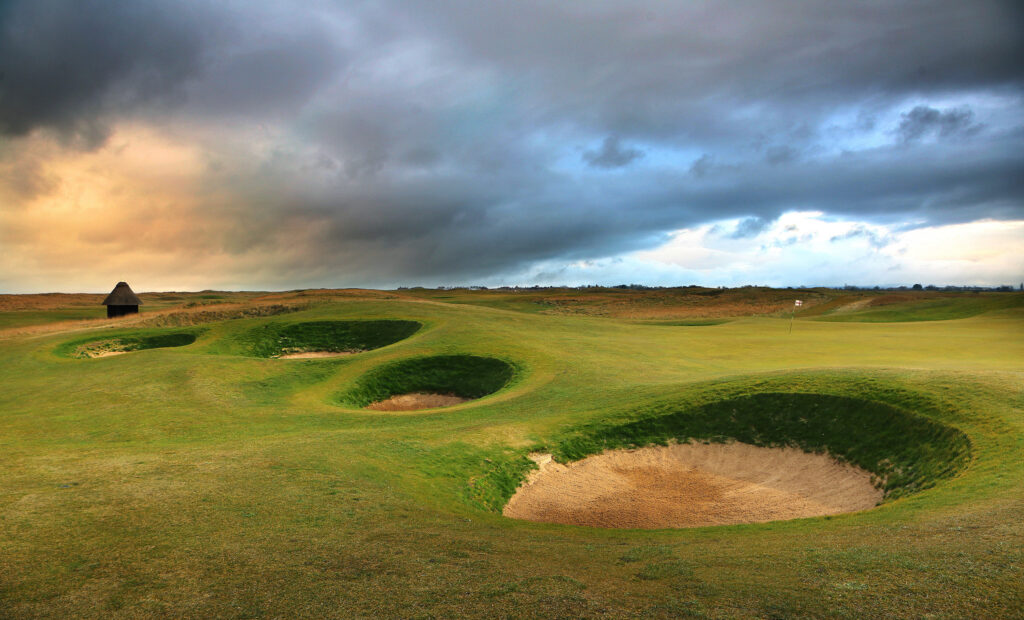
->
1;289;1022;617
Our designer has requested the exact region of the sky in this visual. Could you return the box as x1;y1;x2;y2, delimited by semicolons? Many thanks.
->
1;0;1023;293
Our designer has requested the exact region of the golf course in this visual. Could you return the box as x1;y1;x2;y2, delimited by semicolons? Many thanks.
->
1;287;1022;617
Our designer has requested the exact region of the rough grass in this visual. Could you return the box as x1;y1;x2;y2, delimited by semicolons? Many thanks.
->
400;285;833;319
340;354;515;407
242;319;421;357
814;294;1023;322
138;303;306;328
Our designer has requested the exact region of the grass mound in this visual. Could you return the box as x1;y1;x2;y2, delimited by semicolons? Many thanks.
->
246;319;421;357
340;354;515;408
813;294;1023;322
471;392;970;513
57;331;199;358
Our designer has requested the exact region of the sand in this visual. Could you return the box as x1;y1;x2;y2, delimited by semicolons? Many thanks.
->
88;350;128;358
366;393;470;411
277;351;357;359
503;442;882;529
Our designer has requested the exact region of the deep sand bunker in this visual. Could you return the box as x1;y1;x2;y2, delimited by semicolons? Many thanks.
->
340;354;515;411
68;332;198;359
366;392;469;411
87;350;128;358
503;442;882;529
249;319;421;358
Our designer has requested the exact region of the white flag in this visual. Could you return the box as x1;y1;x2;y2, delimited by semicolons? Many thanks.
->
794;300;803;306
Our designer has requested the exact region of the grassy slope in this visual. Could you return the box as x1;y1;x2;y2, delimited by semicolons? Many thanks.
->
812;293;1024;322
0;294;1022;617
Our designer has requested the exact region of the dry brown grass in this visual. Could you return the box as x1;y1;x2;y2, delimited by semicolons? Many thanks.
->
528;287;833;319
0;293;106;311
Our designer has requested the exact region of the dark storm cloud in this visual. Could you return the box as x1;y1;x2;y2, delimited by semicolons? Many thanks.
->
897;106;981;142
1;0;1022;286
583;136;644;168
0;0;344;145
394;0;1024;144
0;0;216;145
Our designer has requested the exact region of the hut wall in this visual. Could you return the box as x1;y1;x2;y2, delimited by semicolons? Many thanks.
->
107;305;139;318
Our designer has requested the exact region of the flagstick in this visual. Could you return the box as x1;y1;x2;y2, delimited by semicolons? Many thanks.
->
789;307;795;334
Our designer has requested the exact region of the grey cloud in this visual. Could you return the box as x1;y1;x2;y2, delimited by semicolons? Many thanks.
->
0;0;218;145
218;127;1022;285
898;106;982;142
730;217;771;239
0;0;344;146
583;136;644;168
764;146;799;165
1;0;1022;287
689;155;715;178
180;30;346;121
830;226;895;249
395;0;1024;146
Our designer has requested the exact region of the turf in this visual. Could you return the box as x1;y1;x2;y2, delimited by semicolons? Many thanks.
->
0;290;1022;618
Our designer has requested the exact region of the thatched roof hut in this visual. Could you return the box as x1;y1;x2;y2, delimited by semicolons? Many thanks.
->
103;281;142;318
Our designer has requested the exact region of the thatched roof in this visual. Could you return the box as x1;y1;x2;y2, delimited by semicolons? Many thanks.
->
102;282;143;306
